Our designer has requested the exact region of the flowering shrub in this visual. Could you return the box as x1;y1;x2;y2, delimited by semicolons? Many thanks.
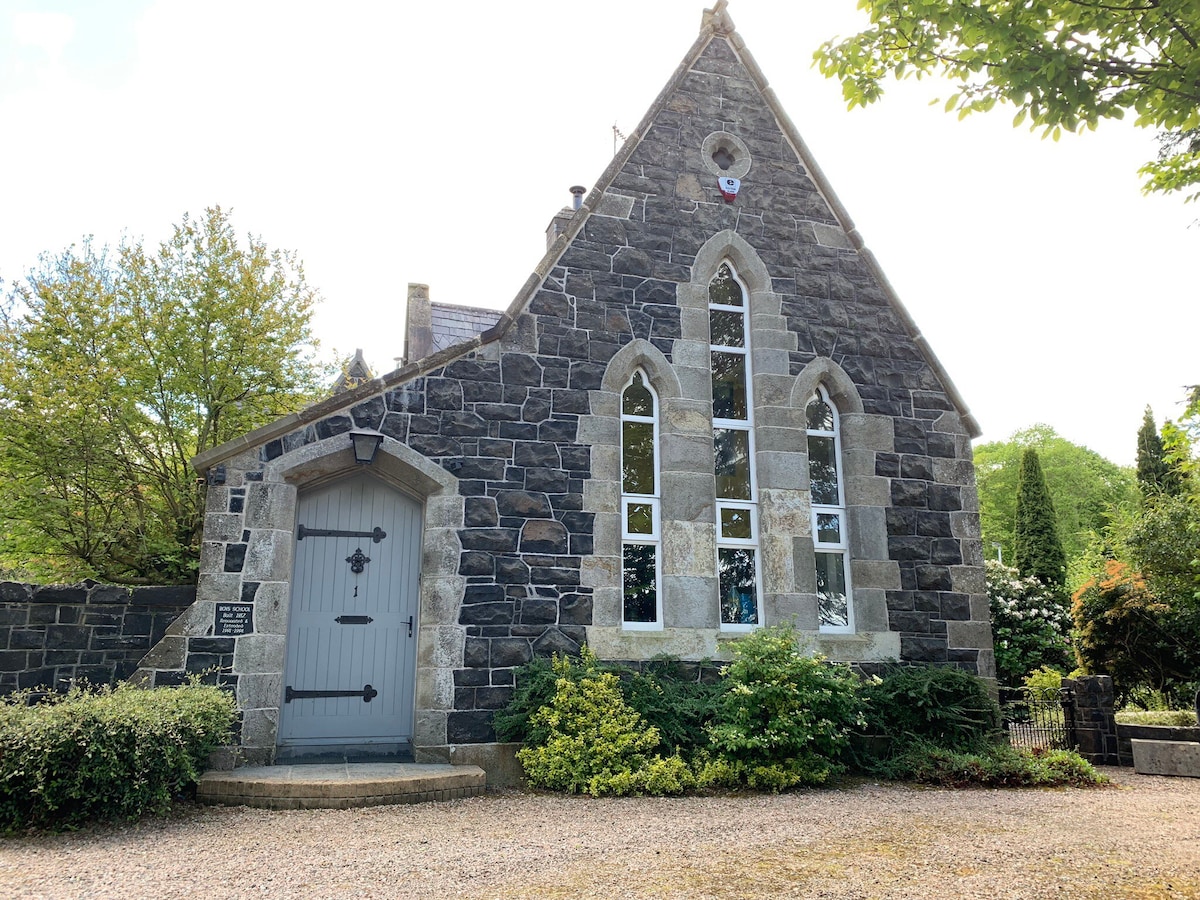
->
1072;559;1198;705
986;559;1072;687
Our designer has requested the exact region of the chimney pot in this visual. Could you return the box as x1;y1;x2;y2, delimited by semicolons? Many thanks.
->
570;185;586;210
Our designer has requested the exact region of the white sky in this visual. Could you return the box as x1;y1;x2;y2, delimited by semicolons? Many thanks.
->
1;0;1195;466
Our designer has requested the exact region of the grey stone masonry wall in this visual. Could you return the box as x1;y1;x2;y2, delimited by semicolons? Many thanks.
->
0;581;193;694
153;23;993;769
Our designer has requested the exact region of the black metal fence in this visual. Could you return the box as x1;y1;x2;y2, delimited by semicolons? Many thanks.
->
1000;686;1077;751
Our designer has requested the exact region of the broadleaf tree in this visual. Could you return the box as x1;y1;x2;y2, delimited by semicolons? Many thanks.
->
0;207;329;584
815;1;1200;199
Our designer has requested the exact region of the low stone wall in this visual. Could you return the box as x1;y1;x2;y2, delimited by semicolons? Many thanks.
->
1117;723;1200;768
0;581;195;694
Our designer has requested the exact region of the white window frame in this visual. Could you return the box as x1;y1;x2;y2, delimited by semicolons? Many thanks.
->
808;385;854;633
621;369;663;631
710;262;762;632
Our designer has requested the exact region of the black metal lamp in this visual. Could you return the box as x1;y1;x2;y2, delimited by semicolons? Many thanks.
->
349;429;384;465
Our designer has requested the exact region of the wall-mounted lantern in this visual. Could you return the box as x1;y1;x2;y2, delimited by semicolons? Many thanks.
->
349;429;384;465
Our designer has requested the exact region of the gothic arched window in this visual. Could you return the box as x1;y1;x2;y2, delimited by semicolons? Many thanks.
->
622;370;661;628
710;262;761;628
807;386;853;631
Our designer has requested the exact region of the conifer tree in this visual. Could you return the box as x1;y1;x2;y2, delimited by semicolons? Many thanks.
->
1013;448;1066;590
1136;406;1182;497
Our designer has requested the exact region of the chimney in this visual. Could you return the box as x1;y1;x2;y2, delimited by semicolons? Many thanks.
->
545;185;588;251
402;283;432;366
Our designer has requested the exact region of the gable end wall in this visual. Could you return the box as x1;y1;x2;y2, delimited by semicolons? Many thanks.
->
148;29;992;770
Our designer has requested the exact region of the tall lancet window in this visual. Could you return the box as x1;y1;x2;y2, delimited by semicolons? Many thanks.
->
807;386;853;632
710;262;761;629
622;370;662;629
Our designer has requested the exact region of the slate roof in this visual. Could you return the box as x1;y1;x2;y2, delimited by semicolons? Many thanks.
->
429;303;502;355
330;348;374;393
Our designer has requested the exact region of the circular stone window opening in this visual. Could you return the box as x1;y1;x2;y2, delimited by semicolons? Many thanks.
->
701;131;751;179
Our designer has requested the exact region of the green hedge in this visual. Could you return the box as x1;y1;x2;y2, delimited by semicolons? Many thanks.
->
500;631;1107;794
859;663;1003;757
0;682;236;831
1114;709;1198;726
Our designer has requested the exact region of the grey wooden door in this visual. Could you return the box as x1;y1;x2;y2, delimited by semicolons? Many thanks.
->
278;473;421;746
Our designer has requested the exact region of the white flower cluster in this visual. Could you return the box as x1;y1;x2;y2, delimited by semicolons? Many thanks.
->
985;560;1072;629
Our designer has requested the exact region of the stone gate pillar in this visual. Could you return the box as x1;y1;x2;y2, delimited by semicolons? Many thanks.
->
1064;675;1120;766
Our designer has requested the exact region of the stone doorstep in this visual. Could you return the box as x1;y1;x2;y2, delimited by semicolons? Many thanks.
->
1130;739;1200;778
197;763;487;809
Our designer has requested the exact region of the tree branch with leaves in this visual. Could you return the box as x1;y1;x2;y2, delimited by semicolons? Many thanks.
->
816;0;1200;199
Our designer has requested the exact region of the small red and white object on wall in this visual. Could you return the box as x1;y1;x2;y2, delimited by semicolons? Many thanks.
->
718;176;741;203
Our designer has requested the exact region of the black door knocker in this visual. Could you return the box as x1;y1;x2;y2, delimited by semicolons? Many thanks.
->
346;547;370;574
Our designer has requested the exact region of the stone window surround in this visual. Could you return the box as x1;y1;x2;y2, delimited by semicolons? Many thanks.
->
701;130;752;180
581;230;900;662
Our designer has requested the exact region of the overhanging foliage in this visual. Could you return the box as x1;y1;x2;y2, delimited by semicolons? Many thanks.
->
816;1;1200;199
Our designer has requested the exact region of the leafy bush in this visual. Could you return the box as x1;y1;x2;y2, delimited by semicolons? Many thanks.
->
1073;559;1199;706
492;655;560;745
620;659;722;759
859;664;1001;758
704;625;864;790
0;682;236;831
514;649;693;797
986;560;1073;687
1022;665;1063;697
876;741;1107;788
497;654;721;760
1115;709;1198;726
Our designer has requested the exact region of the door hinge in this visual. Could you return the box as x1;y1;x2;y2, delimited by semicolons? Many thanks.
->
285;684;378;703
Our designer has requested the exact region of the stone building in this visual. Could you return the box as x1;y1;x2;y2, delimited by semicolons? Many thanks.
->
135;2;993;776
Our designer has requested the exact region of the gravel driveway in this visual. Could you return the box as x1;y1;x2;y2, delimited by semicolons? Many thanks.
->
2;768;1197;899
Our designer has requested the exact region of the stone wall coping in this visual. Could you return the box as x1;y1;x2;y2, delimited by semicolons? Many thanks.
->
0;581;197;608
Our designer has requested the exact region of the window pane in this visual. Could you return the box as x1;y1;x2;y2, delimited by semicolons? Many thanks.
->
622;372;654;417
708;262;744;307
719;547;758;625
714;428;752;500
816;551;849;628
627;502;654;536
721;507;752;539
807;434;839;505
709;310;745;348
816;512;841;544
711;352;748;420
806;397;834;431
623;543;658;623
622;421;655;494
